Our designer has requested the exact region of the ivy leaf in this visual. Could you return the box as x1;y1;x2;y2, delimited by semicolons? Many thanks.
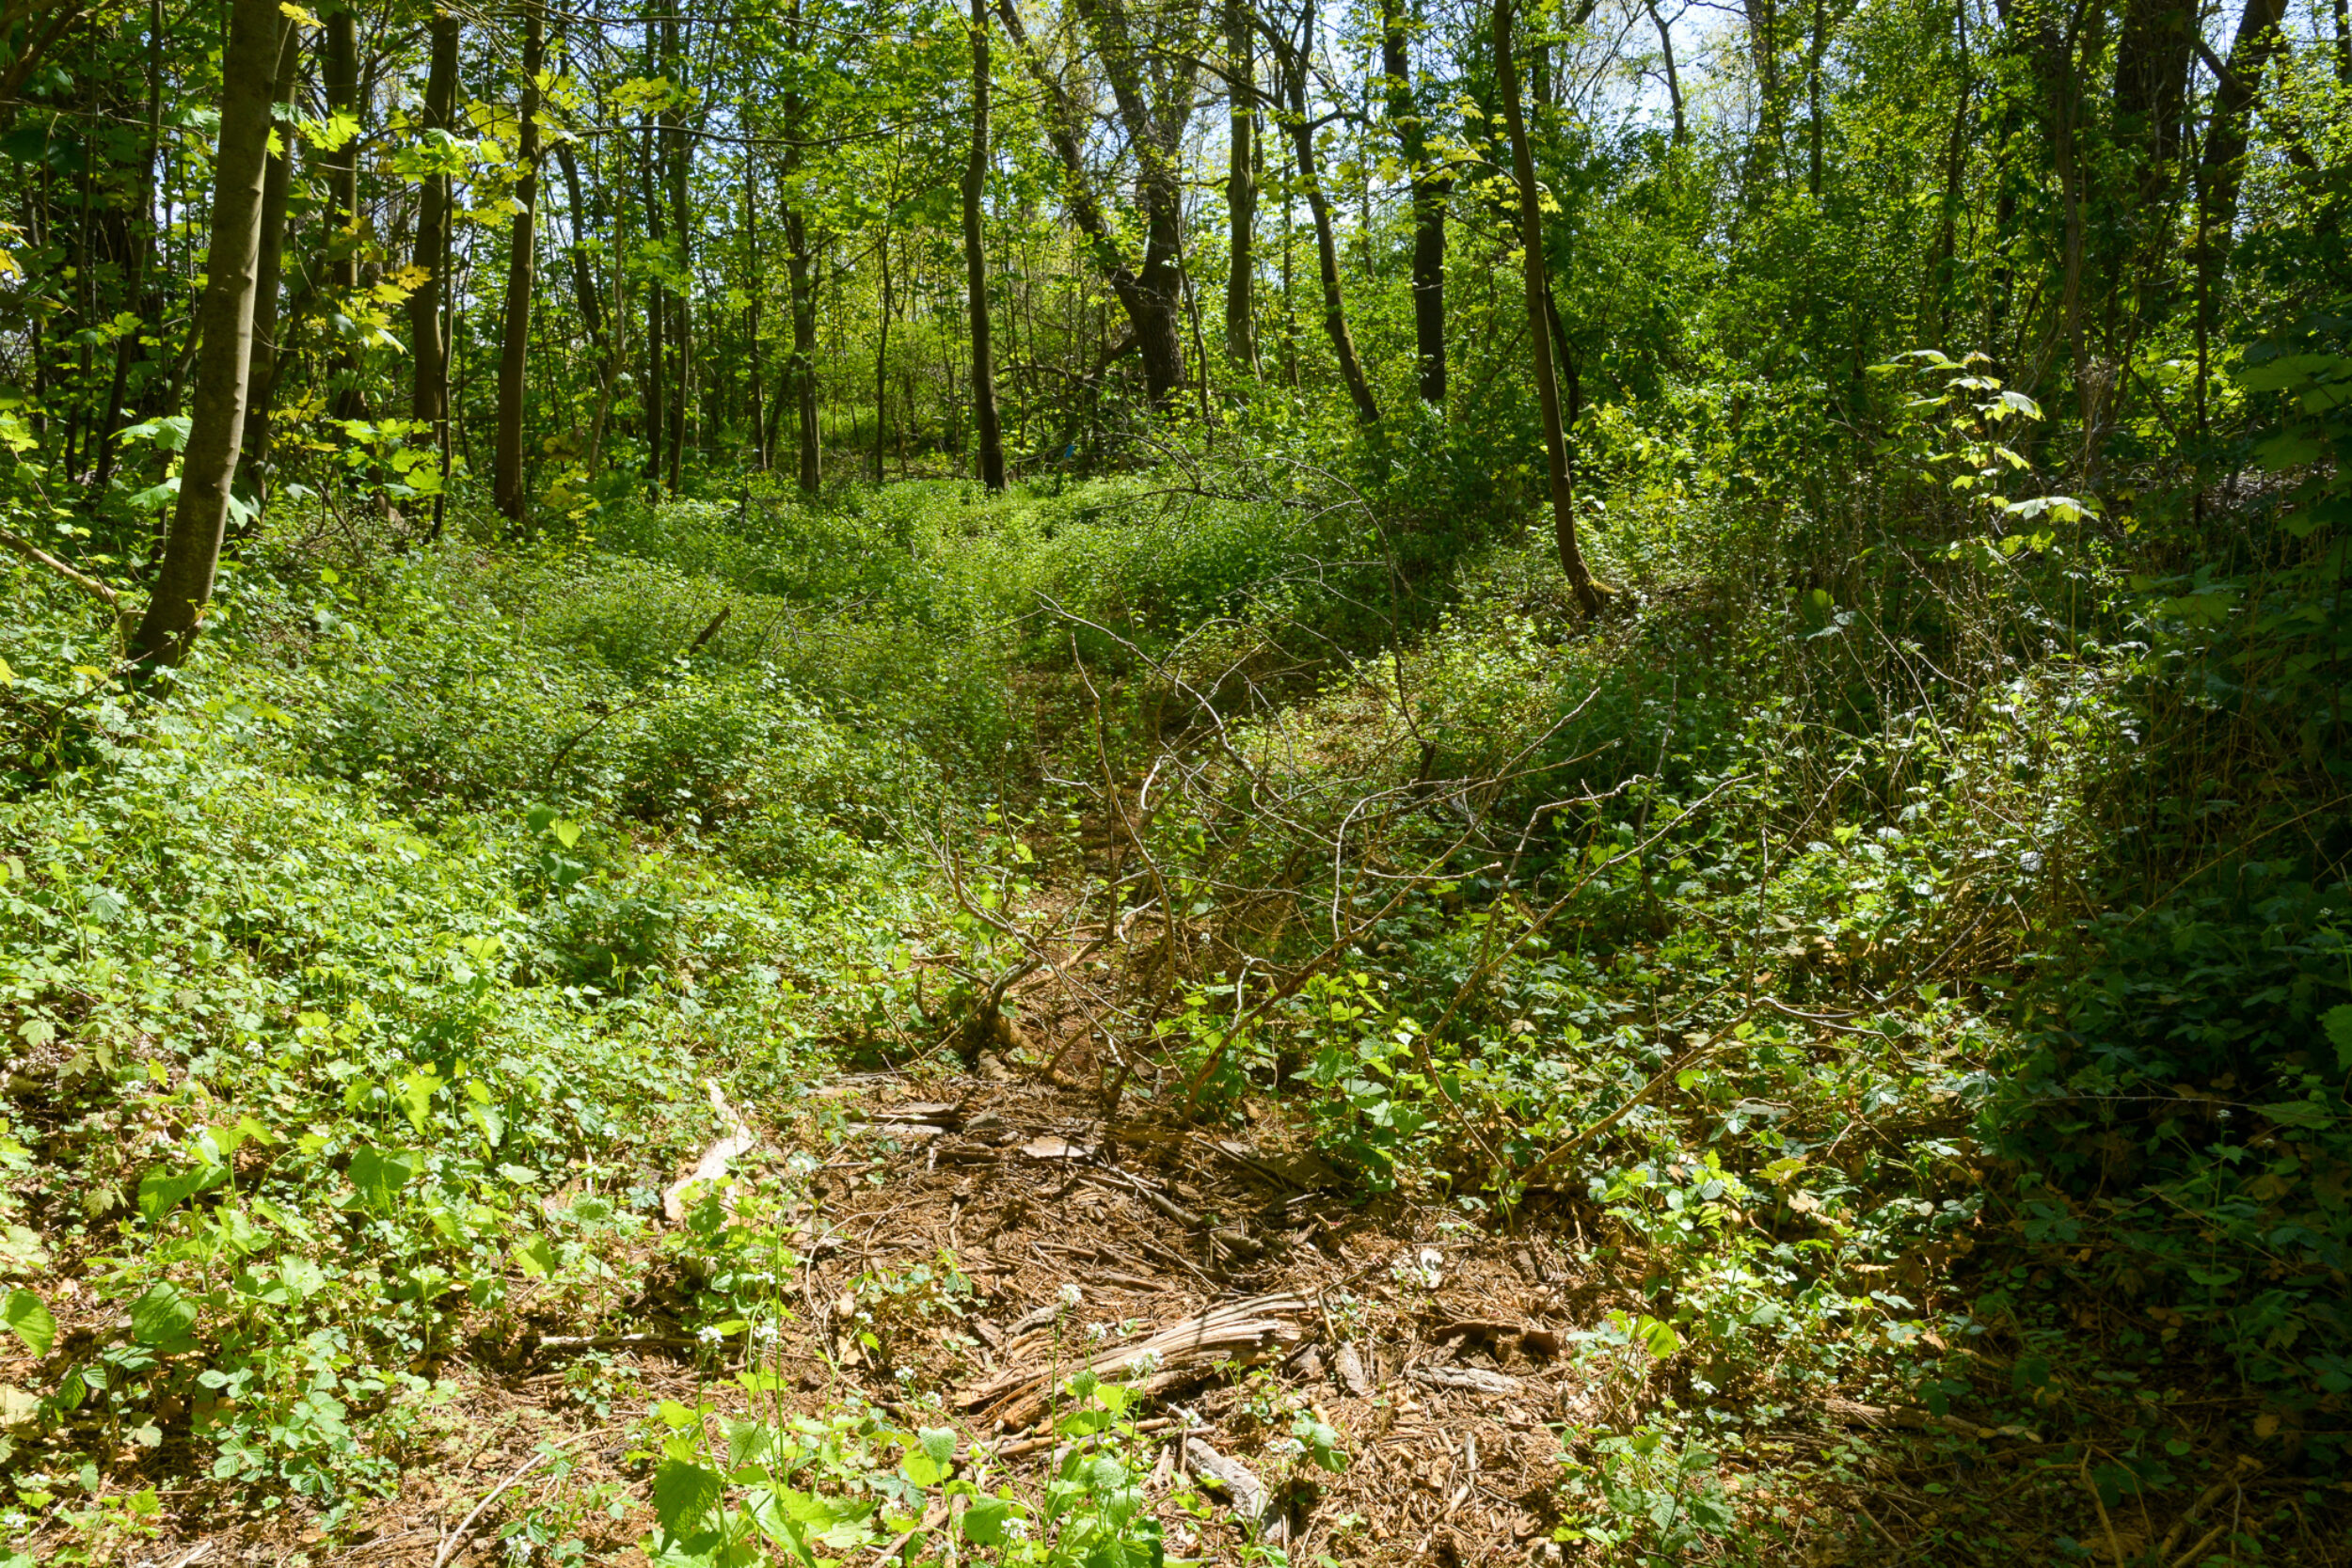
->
2;1289;56;1356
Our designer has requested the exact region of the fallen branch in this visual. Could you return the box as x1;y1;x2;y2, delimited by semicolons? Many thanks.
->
433;1440;580;1568
0;522;135;642
960;1292;1311;1428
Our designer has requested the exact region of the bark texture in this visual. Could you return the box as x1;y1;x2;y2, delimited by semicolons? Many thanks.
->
129;0;282;668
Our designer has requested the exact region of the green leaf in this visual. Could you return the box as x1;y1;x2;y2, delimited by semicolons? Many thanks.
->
277;1256;326;1301
137;1161;227;1225
2322;1005;2352;1072
392;1068;443;1134
128;1283;198;1355
2;1291;55;1357
960;1496;1013;1545
652;1457;724;1541
347;1145;421;1212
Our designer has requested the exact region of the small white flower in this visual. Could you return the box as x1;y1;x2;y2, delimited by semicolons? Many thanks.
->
1087;1322;1109;1343
1129;1349;1164;1377
696;1325;723;1345
1058;1282;1084;1308
896;1366;916;1384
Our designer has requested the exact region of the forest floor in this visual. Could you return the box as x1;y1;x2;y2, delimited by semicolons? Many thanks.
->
143;1057;1909;1568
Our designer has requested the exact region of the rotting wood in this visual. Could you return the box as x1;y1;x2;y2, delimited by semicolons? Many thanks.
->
1336;1340;1375;1398
1184;1436;1272;1530
1409;1365;1522;1397
960;1292;1311;1428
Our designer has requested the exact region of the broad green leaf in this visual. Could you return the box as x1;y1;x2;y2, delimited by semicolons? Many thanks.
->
347;1145;421;1212
2;1290;55;1356
960;1496;1013;1545
137;1161;227;1225
128;1283;198;1354
651;1456;723;1540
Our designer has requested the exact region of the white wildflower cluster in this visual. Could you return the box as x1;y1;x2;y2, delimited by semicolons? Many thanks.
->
1057;1282;1084;1308
1128;1349;1164;1377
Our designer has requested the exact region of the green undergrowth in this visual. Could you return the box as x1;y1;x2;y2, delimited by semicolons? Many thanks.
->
2;371;2347;1560
0;517;954;1552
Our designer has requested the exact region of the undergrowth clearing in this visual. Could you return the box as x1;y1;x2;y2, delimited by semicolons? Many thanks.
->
4;426;2349;1565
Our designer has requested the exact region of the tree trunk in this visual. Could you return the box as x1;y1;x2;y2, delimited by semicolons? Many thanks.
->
129;0;281;670
873;225;892;484
322;0;361;419
1279;24;1379;424
92;0;165;495
410;13;460;433
1495;0;1601;615
237;20;302;499
963;0;1006;490
787;213;819;493
1806;0;1827;197
1223;0;1258;372
661;5;691;493
1382;0;1448;404
744;163;766;469
2112;0;2197;210
494;0;543;522
2193;0;2291;363
557;139;606;355
995;0;1188;408
1648;0;1685;143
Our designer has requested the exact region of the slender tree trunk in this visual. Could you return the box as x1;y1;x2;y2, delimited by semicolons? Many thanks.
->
873;225;893;484
1279;18;1379;423
1223;0;1258;372
1495;0;1601;615
494;0;543;522
787;216;819;492
963;0;1006;490
639;103;666;485
557;139;606;354
744;163;766;469
237;21;304;503
661;6;691;493
1806;0;1827;196
2194;0;2292;390
322;0;361;419
410;13;460;434
130;0;281;669
92;0;165;494
1648;0;1685;143
1382;0;1448;404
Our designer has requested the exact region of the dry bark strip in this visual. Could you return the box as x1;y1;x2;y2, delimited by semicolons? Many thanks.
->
661;1081;759;1224
1408;1364;1522;1396
960;1292;1311;1429
1184;1437;1273;1531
